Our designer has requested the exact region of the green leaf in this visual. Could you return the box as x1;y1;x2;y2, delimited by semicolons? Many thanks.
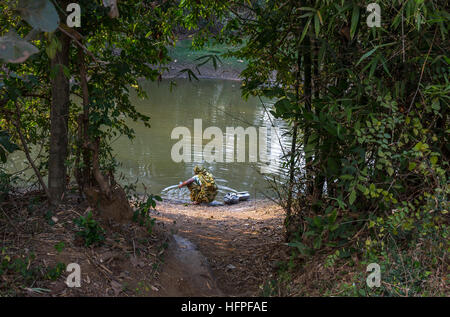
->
387;167;394;176
299;17;312;44
356;47;377;66
299;7;317;12
349;190;356;205
328;209;338;224
0;31;39;63
430;156;438;165
313;236;322;249
178;68;199;81
356;43;395;66
314;13;320;38
0;131;19;163
62;65;70;79
17;0;60;33
350;5;360;40
431;99;440;111
313;216;321;227
287;241;309;254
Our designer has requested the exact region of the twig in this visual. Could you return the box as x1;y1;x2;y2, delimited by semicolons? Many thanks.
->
0;207;19;231
57;26;107;66
14;102;51;200
407;28;437;114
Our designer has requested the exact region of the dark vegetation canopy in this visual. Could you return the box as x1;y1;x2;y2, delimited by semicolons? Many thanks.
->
0;0;448;297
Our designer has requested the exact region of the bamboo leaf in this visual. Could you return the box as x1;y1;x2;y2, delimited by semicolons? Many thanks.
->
356;47;378;66
314;13;320;38
299;17;312;44
356;43;395;66
350;4;360;40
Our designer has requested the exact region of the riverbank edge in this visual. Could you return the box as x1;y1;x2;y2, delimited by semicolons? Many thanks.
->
161;59;243;81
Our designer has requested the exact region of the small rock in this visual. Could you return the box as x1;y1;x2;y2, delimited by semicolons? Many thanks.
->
226;264;236;270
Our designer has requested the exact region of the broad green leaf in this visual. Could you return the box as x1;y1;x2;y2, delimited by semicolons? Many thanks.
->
430;156;438;165
387;167;394;176
0;130;20;163
349;190;356;205
17;0;60;32
0;31;39;63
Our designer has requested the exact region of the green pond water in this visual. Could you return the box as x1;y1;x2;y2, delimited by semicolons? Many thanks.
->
7;79;290;201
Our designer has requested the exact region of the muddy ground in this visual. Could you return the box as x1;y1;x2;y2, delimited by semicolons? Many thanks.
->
0;193;288;297
153;200;288;296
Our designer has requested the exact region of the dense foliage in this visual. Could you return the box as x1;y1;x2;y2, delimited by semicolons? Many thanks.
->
1;0;180;203
0;0;448;296
182;0;449;295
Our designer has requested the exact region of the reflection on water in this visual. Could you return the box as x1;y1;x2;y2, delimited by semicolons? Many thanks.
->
160;184;239;203
114;79;290;200
5;79;291;201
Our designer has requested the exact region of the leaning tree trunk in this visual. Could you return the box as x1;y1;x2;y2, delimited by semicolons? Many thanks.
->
48;31;70;205
83;139;133;223
77;49;133;223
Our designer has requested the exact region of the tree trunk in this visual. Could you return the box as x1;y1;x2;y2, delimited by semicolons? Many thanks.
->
286;44;302;222
313;38;325;202
48;32;70;205
76;49;133;223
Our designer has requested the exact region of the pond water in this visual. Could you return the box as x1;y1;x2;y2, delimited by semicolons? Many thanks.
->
6;79;291;202
114;79;290;201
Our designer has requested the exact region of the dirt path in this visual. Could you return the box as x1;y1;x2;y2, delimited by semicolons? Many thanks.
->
152;200;288;296
0;193;287;297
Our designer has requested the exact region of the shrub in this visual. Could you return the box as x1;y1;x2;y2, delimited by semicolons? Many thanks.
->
74;211;105;247
132;194;161;234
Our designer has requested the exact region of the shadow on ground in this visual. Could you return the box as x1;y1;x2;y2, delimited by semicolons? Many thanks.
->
152;200;288;296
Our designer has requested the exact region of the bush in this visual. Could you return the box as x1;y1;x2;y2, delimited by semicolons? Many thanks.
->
74;211;105;247
132;194;161;234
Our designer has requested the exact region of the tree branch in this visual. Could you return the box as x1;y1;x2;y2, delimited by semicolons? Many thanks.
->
14;102;51;200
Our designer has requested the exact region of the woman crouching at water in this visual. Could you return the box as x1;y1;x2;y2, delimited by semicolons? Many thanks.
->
178;165;218;204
